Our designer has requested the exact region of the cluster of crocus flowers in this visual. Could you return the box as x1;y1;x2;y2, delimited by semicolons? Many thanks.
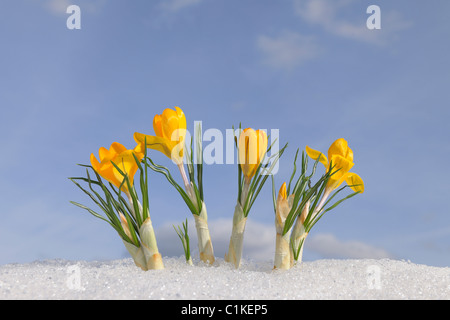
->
70;104;365;272
272;139;365;270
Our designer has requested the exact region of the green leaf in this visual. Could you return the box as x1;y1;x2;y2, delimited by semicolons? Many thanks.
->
271;175;277;214
70;201;109;223
243;142;288;216
308;190;360;231
173;218;191;261
144;157;199;215
287;148;300;195
196;121;204;201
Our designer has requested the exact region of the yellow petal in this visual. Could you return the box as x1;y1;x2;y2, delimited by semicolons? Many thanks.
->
90;153;102;173
91;151;122;189
91;142;145;192
133;141;146;158
134;132;173;159
153;114;164;139
174;106;186;131
98;147;111;162
110;142;127;155
161;108;182;142
257;129;268;163
278;182;287;201
305;145;328;168
345;172;364;193
238;128;255;176
327;154;354;189
328;138;353;163
276;182;291;226
112;150;139;187
238;128;266;179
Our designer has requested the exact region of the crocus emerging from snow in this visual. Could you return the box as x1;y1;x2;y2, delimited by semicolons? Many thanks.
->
136;107;215;264
274;182;295;270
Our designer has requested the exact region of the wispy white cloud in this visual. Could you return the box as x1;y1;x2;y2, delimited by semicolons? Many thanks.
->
43;0;106;15
44;0;71;15
307;233;394;259
155;218;275;261
257;31;321;70
155;219;392;262
160;0;204;13
293;0;411;45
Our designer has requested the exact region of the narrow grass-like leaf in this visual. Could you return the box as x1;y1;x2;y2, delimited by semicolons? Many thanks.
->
145;157;199;215
271;175;277;214
174;218;191;261
287;148;299;195
308;191;360;231
70;201;109;223
244;142;288;216
196;122;204;201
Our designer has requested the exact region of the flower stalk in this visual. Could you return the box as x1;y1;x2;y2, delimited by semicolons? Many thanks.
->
139;111;215;264
274;183;295;270
271;149;320;270
289;201;309;265
225;201;247;268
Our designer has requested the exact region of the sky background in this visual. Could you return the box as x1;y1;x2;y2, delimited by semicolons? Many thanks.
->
1;0;449;267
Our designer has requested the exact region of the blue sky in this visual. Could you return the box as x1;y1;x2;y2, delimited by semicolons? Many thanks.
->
1;0;449;267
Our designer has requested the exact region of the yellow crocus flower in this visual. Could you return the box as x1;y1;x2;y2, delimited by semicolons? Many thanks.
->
90;142;144;193
134;106;186;165
238;128;268;182
305;138;364;193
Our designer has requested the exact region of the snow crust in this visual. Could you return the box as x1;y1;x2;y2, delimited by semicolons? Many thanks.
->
0;257;449;300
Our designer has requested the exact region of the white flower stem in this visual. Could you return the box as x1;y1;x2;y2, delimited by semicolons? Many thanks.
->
194;202;215;264
178;164;215;264
225;181;250;269
140;217;164;270
312;188;332;219
225;201;247;268
290;189;333;266
274;229;292;270
122;240;148;271
274;194;295;270
290;218;308;265
125;196;164;270
178;163;191;191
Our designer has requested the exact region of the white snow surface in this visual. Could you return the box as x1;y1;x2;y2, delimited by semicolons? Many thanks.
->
0;257;449;300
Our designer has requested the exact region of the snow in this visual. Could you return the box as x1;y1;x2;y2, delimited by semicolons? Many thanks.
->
0;257;448;300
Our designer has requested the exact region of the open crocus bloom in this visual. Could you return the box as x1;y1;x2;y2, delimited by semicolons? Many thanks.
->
238;128;268;181
134;106;186;165
90;142;145;192
305;138;364;193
